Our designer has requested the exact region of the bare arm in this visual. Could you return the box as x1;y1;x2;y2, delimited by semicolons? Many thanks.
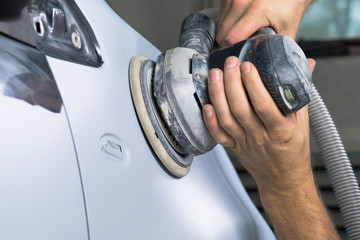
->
217;0;314;46
259;174;338;239
202;57;339;239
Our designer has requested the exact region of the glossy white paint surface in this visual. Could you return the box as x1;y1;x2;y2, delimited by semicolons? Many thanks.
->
0;98;88;239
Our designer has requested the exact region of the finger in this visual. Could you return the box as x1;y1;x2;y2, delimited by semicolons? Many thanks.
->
202;105;236;147
293;58;316;137
208;68;244;139
219;0;232;19
220;10;270;46
240;62;288;132
223;57;264;133
307;58;316;74
294;105;309;141
216;13;241;47
216;0;247;46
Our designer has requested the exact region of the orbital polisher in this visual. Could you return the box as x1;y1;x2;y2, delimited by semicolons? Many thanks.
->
129;9;312;177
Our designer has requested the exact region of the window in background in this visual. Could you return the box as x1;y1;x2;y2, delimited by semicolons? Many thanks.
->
297;0;360;41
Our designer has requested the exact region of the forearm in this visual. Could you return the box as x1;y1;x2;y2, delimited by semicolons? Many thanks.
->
258;173;339;240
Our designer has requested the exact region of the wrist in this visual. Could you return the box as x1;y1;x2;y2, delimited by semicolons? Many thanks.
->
257;171;318;215
252;151;313;193
256;165;313;192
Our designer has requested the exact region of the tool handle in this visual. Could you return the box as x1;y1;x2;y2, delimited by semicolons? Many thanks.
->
208;28;312;114
248;32;312;114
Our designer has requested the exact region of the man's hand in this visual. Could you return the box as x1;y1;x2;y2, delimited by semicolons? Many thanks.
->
202;57;339;239
202;57;315;191
216;0;313;47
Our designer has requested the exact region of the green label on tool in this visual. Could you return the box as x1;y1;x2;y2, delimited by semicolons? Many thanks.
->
284;88;295;102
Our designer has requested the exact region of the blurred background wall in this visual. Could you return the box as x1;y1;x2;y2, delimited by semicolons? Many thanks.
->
106;0;220;51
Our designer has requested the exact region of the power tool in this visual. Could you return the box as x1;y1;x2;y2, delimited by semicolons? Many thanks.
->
129;9;312;177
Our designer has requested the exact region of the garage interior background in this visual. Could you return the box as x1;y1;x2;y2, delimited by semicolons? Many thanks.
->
106;0;220;51
106;1;360;239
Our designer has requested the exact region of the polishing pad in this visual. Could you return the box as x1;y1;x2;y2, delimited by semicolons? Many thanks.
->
129;55;192;177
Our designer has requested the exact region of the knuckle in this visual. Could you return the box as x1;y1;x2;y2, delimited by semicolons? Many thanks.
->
215;134;234;148
218;117;233;130
217;137;231;146
270;128;294;145
229;140;237;150
223;33;238;46
254;101;272;115
251;1;267;14
205;118;217;132
232;0;246;10
249;134;265;148
231;105;246;120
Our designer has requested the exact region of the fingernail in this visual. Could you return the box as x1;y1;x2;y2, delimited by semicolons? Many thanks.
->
241;62;251;74
225;57;238;68
204;106;213;117
209;69;220;82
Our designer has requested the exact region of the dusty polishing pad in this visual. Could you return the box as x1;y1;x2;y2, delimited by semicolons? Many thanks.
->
129;55;192;177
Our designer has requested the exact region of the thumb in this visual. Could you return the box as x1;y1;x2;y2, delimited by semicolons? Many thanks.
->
218;14;269;47
307;58;316;74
